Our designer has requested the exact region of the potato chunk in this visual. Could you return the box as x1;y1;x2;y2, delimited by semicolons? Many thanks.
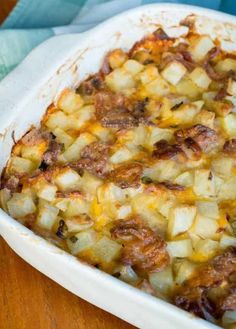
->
221;113;236;137
145;76;170;98
7;193;36;219
123;59;144;76
8;156;36;174
193;169;216;197
57;89;84;114
138;66;159;84
167;240;193;258
171;100;203;124
189;67;212;89
161;61;187;85
215;58;236;73
53;128;74;148
188;35;215;61
37;203;59;230
108;49;128;69
67;229;97;255
168;205;196;237
191;215;219;239
196;201;219;219
54;168;81;191
227;78;236;96
34;180;57;202
91;236;121;263
149;266;173;294
105;68;135;92
60;133;96;162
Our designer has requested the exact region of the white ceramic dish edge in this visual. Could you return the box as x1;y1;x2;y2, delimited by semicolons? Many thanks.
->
1;4;236;328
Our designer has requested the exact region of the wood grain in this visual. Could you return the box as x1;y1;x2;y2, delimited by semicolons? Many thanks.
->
0;0;17;24
0;237;136;329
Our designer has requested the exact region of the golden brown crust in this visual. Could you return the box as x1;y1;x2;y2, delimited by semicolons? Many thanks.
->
111;217;170;273
109;162;143;189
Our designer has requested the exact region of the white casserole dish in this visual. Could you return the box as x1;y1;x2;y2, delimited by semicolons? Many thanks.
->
1;4;236;328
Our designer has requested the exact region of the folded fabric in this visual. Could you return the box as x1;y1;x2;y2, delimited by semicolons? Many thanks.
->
0;0;235;81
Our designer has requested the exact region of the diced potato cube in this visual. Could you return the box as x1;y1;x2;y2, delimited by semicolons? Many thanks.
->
64;197;89;217
88;123;113;142
218;177;236;200
149;266;173;294
220;234;236;249
146;99;162;120
91;236;121;263
158;200;175;218
80;171;102;195
69;105;95;130
174;171;193;187
57;89;84;114
60;133;96;162
97;183;125;204
117;205;132;218
188;35;215;61
131;193;167;232
21;142;47;163
53;127;74;148
189;67;212;89
37;203;59;230
132;126;149;146
119;265;138;284
212;101;233;117
143;160;181;182
67;229;96;255
174;259;197;285
195;110;215;128
222;310;236;326
105;68;135;92
138;66;159;84
168;205;196;237
0;188;11;212
227;78;236;96
176;76;201;99
215;58;236;73
202;91;217;101
221;113;236;137
109;146;134;164
35;181;57;202
147;127;173;147
54;198;69;211
196;201;219;219
211;156;233;178
145;77;170;98
161;61;187;85
108;49;128;69
8;156;36;174
54;168;81;191
167;239;193;258
193;239;219;260
123;59;144;76
193;169;216;197
45;111;70;130
7;193;36;219
171;100;204;124
191;215;219;239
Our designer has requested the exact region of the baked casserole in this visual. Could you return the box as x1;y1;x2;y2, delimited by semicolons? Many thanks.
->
2;25;236;328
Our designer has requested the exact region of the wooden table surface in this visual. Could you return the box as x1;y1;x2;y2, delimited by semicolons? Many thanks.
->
0;2;135;329
0;238;136;329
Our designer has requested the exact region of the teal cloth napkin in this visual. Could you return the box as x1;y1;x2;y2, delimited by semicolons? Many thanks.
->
0;0;235;81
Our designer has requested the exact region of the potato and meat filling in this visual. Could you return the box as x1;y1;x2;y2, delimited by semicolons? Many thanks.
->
2;27;236;328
